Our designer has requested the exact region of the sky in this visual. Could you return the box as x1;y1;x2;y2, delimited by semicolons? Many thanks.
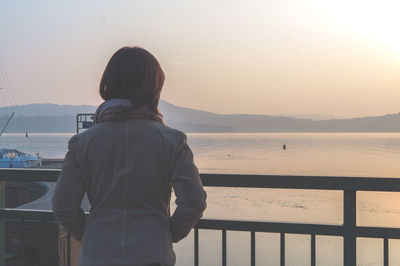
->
0;0;399;118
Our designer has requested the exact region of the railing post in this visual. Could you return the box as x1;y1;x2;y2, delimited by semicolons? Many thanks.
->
343;190;356;266
280;233;285;266
222;230;227;266
194;228;199;266
311;234;316;266
251;231;255;266
384;238;388;266
0;180;5;266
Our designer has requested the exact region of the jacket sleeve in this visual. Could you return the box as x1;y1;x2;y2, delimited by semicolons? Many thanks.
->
52;135;87;241
170;134;207;243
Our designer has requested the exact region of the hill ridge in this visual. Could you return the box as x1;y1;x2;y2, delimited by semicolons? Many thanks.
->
0;101;399;132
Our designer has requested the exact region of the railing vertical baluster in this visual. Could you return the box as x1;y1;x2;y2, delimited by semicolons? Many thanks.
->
0;180;5;266
222;230;227;266
20;219;25;266
280;233;285;266
251;231;255;266
42;220;47;266
344;190;357;266
67;232;71;266
311;234;316;266
384;238;388;266
194;228;199;266
76;114;79;134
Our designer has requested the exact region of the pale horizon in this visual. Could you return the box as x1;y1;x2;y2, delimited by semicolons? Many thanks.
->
1;100;399;120
1;0;399;118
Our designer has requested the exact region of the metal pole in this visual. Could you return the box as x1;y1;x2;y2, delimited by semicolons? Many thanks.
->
222;230;227;266
0;112;14;137
384;238;388;266
0;180;6;266
311;234;316;266
280;233;285;266
194;228;199;266
76;114;79;134
251;231;255;266
343;190;356;266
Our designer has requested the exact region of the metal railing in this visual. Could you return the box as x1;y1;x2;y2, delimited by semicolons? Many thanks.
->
0;169;70;266
1;169;400;266
76;114;94;134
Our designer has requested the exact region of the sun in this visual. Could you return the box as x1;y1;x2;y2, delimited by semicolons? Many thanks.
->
321;0;400;62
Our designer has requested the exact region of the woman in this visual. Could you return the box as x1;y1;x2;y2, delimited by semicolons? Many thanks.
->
52;47;207;266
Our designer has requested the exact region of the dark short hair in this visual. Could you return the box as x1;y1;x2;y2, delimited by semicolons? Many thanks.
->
99;47;165;111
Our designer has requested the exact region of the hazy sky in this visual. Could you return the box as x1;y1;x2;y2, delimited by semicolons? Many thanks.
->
0;0;399;117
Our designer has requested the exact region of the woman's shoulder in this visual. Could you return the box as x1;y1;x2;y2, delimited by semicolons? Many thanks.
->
151;121;187;146
69;120;188;152
66;122;108;147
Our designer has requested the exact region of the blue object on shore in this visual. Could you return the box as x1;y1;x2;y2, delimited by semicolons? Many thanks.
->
0;148;42;168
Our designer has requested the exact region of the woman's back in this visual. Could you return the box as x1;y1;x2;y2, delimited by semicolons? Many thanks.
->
52;46;206;266
82;119;179;265
53;118;206;266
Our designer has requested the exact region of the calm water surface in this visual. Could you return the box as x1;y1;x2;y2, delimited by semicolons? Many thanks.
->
1;132;399;265
1;132;399;176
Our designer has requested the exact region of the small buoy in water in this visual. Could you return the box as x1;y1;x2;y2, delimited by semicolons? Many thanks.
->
25;131;28;138
283;144;286;150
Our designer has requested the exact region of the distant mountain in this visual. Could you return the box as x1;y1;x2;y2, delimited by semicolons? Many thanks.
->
276;113;343;120
160;101;400;132
0;103;96;117
0;101;400;133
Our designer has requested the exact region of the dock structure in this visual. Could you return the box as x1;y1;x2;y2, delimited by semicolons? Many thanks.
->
1;170;400;265
38;159;64;169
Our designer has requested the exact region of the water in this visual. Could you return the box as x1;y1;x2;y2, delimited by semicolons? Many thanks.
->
190;132;400;177
1;132;400;265
2;132;399;177
0;133;72;159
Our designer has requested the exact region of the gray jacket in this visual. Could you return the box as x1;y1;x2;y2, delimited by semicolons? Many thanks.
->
52;119;207;266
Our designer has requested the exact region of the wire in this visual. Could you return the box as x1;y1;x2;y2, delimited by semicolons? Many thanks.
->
0;50;33;150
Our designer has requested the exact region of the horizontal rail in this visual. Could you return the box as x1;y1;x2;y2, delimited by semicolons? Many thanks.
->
1;169;400;191
357;226;400;238
0;169;60;182
201;173;400;191
197;219;400;239
0;209;56;221
2;209;400;240
4;251;18;261
197;219;343;236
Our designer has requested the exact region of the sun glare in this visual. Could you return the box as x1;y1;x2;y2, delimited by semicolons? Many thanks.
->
321;0;400;61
